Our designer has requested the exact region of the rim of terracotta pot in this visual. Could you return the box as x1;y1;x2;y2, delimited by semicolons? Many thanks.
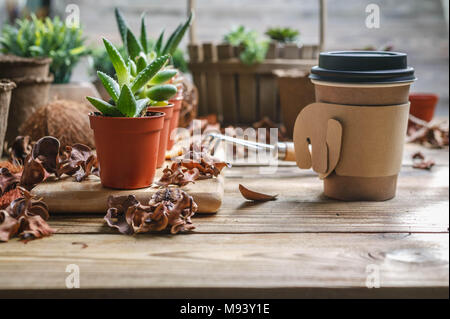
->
12;74;54;85
409;93;439;100
147;103;175;110
0;54;52;65
89;111;165;122
0;79;16;92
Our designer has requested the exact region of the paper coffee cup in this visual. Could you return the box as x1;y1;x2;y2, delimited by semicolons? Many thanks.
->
309;51;416;201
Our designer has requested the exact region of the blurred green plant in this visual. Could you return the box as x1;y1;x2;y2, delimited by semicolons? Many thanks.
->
265;27;300;43
224;26;268;65
0;14;89;83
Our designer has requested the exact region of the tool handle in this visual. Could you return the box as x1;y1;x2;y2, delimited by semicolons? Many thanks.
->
283;142;296;162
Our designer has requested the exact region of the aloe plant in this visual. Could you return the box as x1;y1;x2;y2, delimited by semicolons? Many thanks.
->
86;38;172;117
0;14;88;83
113;8;192;103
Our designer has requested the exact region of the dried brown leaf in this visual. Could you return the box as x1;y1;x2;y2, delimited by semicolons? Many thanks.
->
239;184;278;202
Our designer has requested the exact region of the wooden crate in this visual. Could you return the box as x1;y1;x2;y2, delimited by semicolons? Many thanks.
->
186;0;327;125
188;42;318;125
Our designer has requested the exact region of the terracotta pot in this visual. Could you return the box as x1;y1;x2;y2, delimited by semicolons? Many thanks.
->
49;82;101;105
89;112;164;189
0;80;16;156
0;55;51;79
167;84;184;150
147;104;174;168
409;93;439;123
5;75;54;144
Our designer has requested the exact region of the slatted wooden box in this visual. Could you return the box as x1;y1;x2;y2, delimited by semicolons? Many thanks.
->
188;42;318;125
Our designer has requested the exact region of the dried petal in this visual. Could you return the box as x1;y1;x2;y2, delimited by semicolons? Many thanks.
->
0;210;20;242
0;188;22;210
104;188;197;235
19;155;48;191
239;184;278;202
32;136;60;174
0;167;20;195
0;187;52;242
59;144;98;181
18;214;55;240
6;136;33;165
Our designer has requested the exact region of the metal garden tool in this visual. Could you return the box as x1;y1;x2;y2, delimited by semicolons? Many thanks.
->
202;132;296;162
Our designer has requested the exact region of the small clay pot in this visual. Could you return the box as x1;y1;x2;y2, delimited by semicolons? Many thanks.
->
409;93;439;123
147;104;174;168
5;74;54;144
0;55;51;79
0;80;16;156
89;112;164;189
167;84;184;150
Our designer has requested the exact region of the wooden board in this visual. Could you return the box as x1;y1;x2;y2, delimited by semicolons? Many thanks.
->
0;143;447;298
33;173;224;214
0;233;447;298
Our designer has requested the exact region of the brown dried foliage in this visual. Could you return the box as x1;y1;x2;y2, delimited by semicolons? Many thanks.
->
0;187;54;242
104;188;197;235
407;115;449;149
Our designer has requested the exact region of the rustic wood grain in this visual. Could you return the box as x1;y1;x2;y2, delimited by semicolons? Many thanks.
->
32;174;224;214
0;233;447;298
237;74;257;124
217;43;238;125
0;144;447;297
202;43;222;116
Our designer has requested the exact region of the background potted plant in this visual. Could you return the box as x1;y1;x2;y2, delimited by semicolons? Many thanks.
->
87;37;177;189
265;27;300;44
0;14;98;105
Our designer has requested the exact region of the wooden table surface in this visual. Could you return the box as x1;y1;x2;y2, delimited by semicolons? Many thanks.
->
0;143;448;299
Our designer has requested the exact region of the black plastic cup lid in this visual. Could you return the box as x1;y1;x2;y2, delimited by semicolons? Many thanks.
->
310;51;416;84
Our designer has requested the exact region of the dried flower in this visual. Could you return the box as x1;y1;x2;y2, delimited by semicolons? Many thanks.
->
104;188;197;236
0;187;54;242
407;115;449;149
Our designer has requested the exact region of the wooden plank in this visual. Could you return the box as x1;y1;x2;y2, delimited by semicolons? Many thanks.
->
42;165;449;235
266;42;279;59
188;44;208;116
258;74;278;121
237;74;257;124
189;59;317;74
217;43;238;125
283;43;300;59
0;233;447;298
32;174;225;214
202;43;221;117
300;45;315;59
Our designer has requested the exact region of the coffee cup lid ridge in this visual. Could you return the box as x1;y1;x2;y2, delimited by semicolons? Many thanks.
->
310;51;416;84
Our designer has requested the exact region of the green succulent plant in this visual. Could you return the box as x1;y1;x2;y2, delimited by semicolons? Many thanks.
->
0;14;88;83
86;38;172;118
89;45;126;78
265;27;300;43
113;8;193;104
224;26;268;65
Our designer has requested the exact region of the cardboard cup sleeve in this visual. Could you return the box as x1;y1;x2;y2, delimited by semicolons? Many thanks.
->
293;102;410;201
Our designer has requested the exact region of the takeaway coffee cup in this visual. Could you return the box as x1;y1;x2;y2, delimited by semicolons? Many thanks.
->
294;51;416;201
